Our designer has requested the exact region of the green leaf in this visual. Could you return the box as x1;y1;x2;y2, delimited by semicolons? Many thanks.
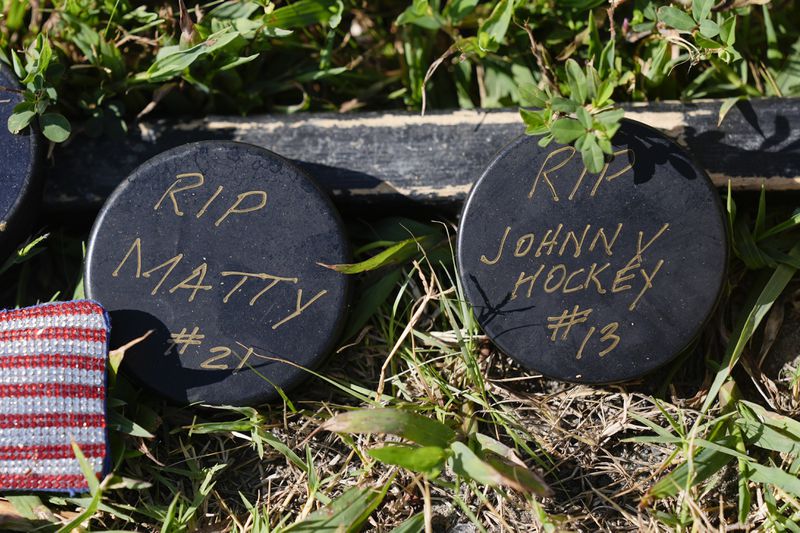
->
5;0;26;31
558;0;605;8
474;433;525;461
397;0;442;30
520;108;548;135
658;6;697;32
565;58;587;103
580;134;604;173
477;0;515;52
727;183;736;251
267;0;343;28
699;19;719;39
160;493;180;533
6;496;51;521
323;409;456;447
139;29;240;83
574;133;588;151
695;34;723;50
33;35;53;76
483;454;551;496
576;107;592;129
7;105;35;134
597;136;612;153
39;112;71;143
594;107;624;127
443;0;478;23
10;49;25;79
719;16;736;46
368;445;448;475
692;0;713;23
598;40;615;78
551;117;585;143
450;441;502;486
285;483;391;532
208;1;261;19
449;442;550;495
646;40;670;82
518;83;548;107
551;97;578;113
103;474;152;491
594;80;614;107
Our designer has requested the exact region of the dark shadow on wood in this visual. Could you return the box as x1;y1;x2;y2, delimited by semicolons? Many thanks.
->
43;98;800;215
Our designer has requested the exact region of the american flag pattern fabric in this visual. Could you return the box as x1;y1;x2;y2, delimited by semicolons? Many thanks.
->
0;300;109;492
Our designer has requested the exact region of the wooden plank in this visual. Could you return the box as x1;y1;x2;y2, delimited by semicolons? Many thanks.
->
43;98;800;213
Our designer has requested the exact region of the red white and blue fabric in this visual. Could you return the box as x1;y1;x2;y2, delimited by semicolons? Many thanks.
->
0;300;109;492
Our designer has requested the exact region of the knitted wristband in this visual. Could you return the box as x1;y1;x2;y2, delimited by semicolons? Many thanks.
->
0;300;110;492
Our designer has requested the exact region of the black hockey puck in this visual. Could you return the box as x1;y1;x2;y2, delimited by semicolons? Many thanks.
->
457;119;727;383
85;141;351;405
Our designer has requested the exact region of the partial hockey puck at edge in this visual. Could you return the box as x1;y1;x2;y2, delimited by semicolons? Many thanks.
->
0;63;43;261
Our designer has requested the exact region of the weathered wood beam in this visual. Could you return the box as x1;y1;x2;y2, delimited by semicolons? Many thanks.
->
44;98;800;213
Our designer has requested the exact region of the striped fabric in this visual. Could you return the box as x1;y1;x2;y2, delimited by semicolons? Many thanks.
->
0;301;109;492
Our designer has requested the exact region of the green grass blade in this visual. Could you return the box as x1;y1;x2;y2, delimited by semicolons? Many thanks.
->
737;400;800;455
321;235;435;274
71;440;100;495
701;241;800;414
342;269;403;340
758;208;800;241
755;185;767;238
389;513;424;533
284;481;392;532
56;489;102;533
750;462;800;499
643;436;737;503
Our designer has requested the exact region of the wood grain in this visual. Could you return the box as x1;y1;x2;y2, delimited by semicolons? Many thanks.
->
44;98;800;213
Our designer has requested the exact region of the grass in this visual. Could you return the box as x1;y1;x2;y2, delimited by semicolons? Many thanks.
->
0;192;798;531
3;1;800;145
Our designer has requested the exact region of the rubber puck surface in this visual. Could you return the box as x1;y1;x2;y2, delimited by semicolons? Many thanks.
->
86;141;350;405
457;119;727;383
0;64;42;258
